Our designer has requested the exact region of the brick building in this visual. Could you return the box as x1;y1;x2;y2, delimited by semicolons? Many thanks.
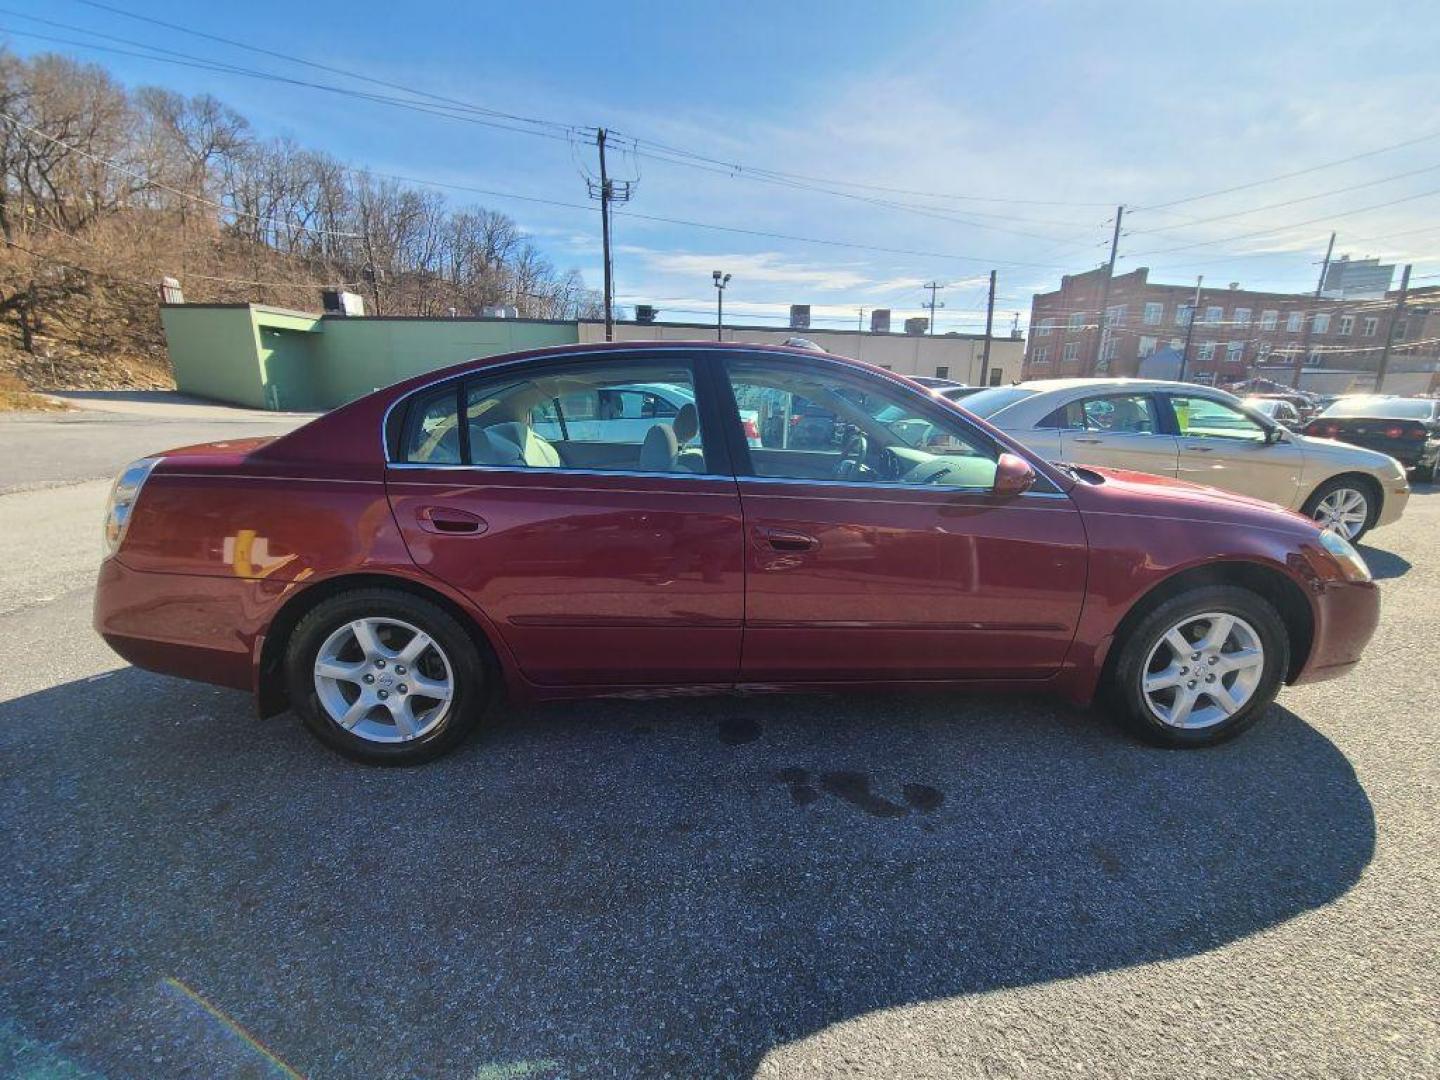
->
1024;266;1440;388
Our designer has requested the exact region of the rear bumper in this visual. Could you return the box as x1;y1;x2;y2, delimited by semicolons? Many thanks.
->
1291;578;1380;686
93;557;270;692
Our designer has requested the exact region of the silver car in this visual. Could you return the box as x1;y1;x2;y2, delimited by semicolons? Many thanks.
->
960;378;1410;541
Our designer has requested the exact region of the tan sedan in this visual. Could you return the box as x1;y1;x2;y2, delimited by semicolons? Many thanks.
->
960;378;1410;541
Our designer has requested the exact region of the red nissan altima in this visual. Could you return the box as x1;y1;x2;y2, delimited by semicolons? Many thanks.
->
94;342;1379;764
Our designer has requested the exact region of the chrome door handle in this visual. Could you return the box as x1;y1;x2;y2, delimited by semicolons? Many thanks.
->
1072;436;1103;444
417;506;487;535
1184;444;1215;452
754;526;819;553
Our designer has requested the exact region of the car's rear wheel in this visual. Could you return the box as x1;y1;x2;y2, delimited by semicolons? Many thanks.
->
1302;475;1376;541
285;588;489;765
1108;585;1289;748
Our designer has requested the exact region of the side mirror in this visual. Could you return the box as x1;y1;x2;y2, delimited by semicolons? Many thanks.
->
1264;425;1284;445
993;452;1037;497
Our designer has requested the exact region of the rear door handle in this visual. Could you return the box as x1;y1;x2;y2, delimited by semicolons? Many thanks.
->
754;526;819;552
417;506;487;535
1071;436;1103;444
1184;443;1215;452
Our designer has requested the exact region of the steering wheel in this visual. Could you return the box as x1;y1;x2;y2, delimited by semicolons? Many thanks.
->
833;428;869;480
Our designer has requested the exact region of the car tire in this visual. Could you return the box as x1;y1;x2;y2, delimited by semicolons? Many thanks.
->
285;588;490;765
1107;585;1289;748
1301;475;1377;542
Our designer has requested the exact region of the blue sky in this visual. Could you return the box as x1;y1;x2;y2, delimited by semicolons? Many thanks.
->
9;0;1440;330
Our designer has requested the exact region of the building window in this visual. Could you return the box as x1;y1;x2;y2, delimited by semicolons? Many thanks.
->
1227;340;1244;363
1175;305;1193;327
1143;302;1163;325
1198;341;1216;361
1234;307;1252;326
1031;346;1049;364
1101;336;1119;362
1392;319;1408;341
1363;317;1378;337
1038;319;1054;336
1062;342;1080;363
1138;335;1158;357
1258;342;1272;360
1068;312;1086;330
1169;338;1184;351
1106;304;1127;323
1339;315;1354;335
1286;311;1303;333
934;366;949;379
1205;305;1224;324
989;368;1004;386
1306;349;1323;367
1261;310;1279;330
1312;312;1330;334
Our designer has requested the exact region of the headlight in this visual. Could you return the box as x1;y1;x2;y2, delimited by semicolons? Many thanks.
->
103;457;161;556
1317;527;1372;583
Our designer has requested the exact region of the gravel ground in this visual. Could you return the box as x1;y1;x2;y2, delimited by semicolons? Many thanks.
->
0;406;1435;1079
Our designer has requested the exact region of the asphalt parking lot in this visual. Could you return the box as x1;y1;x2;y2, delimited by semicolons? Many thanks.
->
1;401;1436;1079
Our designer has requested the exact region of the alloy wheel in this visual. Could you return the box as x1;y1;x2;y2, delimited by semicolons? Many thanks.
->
1140;612;1266;730
1312;487;1368;539
313;617;454;743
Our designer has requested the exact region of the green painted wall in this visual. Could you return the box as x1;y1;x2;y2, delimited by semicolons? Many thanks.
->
313;318;575;405
161;305;578;411
160;306;273;409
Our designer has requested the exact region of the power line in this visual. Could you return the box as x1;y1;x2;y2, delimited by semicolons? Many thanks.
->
1124;162;1440;236
1122;186;1440;258
68;0;580;135
1135;128;1440;211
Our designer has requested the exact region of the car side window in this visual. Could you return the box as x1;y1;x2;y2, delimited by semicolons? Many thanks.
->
1077;393;1159;434
400;360;707;474
1171;396;1268;442
401;384;463;465
726;356;999;489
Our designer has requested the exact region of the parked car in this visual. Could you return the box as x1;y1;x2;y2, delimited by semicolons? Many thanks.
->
96;343;1379;765
1303;396;1440;482
960;378;1409;541
1243;396;1303;429
535;381;761;449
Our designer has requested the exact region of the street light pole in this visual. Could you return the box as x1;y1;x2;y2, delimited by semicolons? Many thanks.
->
712;270;730;341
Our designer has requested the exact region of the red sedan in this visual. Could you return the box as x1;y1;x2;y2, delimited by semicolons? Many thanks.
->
95;342;1379;764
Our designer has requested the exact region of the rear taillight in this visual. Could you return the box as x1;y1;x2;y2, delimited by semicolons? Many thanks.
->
1407;426;1428;440
103;457;161;555
1307;422;1340;438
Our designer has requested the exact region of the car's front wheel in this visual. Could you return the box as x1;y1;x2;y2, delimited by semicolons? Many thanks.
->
1108;585;1289;747
285;588;489;765
1301;475;1377;541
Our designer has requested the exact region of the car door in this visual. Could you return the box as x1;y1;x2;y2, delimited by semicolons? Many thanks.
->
385;352;744;687
1163;392;1305;508
717;352;1088;682
1051;392;1180;479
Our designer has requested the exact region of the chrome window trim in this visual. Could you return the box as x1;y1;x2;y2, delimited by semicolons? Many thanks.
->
380;345;717;464
386;462;736;482
737;474;1070;499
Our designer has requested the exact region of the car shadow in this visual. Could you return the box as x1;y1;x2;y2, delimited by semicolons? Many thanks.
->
0;670;1375;1079
1358;541;1411;580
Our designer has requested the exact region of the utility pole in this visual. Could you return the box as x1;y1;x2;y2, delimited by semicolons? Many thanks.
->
979;270;997;386
712;270;731;341
923;281;946;334
1290;231;1336;388
1088;205;1124;376
1375;263;1412;392
1178;276;1203;383
595;129;615;341
857;308;865;332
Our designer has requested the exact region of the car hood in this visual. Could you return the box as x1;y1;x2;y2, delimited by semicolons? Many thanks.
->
1065;464;1318;535
1290;432;1406;475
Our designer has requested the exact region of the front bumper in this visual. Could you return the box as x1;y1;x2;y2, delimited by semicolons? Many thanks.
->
1375;476;1411;528
1291;577;1381;686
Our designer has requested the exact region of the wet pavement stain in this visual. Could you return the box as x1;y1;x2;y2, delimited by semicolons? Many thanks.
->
775;767;945;819
718;716;762;745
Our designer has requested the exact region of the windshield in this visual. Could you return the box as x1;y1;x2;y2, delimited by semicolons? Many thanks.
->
1321;397;1434;420
955;386;1038;417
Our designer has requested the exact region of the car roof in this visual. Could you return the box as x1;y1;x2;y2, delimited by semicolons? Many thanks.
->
975;377;1243;426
